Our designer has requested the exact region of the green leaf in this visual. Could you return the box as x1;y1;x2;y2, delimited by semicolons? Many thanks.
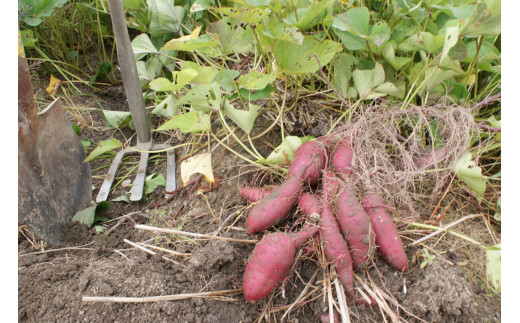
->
162;34;218;52
333;53;357;98
439;20;460;65
136;57;162;82
214;69;240;93
352;62;385;98
19;0;69;26
283;1;331;30
398;32;444;54
424;66;460;91
332;7;370;36
88;62;112;85
84;138;123;162
143;173;166;196
149;69;197;92
370;21;391;46
238;71;277;90
147;0;185;36
260;136;303;164
273;36;342;75
179;82;221;111
461;1;501;37
131;33;159;57
333;30;366;51
72;124;81;136
206;17;254;55
230;85;275;101
72;201;111;228
178;61;219;84
454;152;487;197
382;42;412;70
260;24;304;48
156;112;211;133
102;111;132;129
374;81;405;99
486;243;501;292
151;94;178;117
222;100;260;134
122;0;142;10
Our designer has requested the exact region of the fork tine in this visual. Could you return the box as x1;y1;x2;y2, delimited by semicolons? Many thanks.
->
96;148;131;203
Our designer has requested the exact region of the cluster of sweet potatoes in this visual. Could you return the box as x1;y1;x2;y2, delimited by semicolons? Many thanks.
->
240;139;409;303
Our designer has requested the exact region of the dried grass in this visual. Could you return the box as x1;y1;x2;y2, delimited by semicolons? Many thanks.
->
325;102;481;221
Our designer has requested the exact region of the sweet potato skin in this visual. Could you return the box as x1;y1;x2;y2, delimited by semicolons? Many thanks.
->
287;140;327;186
243;228;318;302
320;173;355;298
334;181;375;270
331;141;355;179
240;187;274;203
298;193;321;256
298;193;321;217
362;192;408;272
246;168;307;234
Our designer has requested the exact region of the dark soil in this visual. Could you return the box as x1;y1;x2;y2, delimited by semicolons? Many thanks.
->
18;74;501;322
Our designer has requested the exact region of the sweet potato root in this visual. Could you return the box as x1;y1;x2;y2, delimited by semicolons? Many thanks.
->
320;172;355;298
240;187;274;203
298;193;321;256
243;226;318;302
362;192;408;272
287;140;327;186
331;140;355;179
334;180;375;270
246;166;308;234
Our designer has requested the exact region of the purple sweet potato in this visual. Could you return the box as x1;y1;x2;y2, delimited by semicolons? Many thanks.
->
243;226;318;302
331;140;356;179
240;187;274;203
298;193;321;256
246;166;308;234
298;193;321;218
320;174;355;298
287;140;327;186
334;180;376;270
362;192;408;272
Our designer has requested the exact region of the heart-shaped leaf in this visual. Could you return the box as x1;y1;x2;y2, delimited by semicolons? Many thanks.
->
181;152;214;185
352;62;385;98
72;201;111;228
259;136;303;164
156;111;211;133
151;94;178;117
273;36;342;75
238;71;277;90
454;152;487;197
103;111;132;129
222;100;260;134
178;82;221;111
84;138;123;162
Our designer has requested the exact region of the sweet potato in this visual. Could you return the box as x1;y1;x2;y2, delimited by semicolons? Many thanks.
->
331;140;355;179
334;180;375;270
243;226;318;302
287;140;327;186
246;166;308;234
361;192;408;272
298;193;321;218
298;193;321;256
320;173;355;298
240;187;274;203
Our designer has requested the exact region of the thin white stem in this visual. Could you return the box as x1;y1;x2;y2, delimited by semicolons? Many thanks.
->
135;225;258;244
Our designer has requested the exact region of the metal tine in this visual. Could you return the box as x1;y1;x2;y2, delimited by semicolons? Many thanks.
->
96;147;132;203
152;144;177;195
130;150;150;201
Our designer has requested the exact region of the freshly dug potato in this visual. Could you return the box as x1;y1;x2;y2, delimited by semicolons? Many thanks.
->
240;187;274;203
362;192;409;272
287;140;327;186
243;226;318;302
246;166;308;234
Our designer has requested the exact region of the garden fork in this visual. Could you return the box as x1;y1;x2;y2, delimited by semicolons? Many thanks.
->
96;0;176;202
